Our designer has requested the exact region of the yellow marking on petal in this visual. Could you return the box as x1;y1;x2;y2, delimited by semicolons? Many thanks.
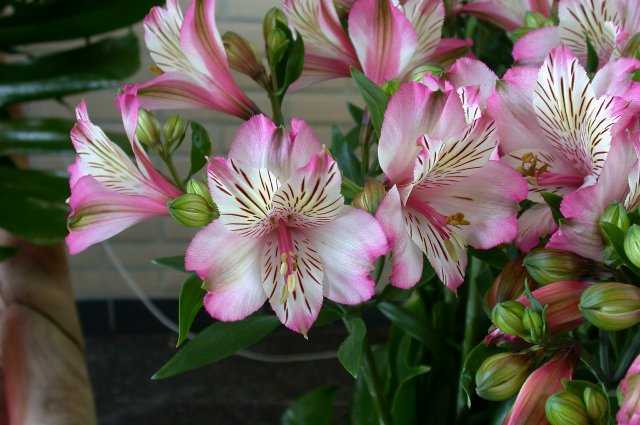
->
148;64;164;76
287;274;297;294
444;239;459;262
517;152;549;178
447;212;470;226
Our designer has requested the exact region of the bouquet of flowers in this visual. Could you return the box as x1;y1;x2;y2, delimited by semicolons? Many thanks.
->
64;0;640;423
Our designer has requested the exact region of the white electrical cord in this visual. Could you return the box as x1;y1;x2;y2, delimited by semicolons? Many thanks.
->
101;241;337;363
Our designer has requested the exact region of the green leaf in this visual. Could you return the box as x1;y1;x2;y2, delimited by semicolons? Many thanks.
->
189;122;212;178
152;314;280;379
0;33;140;106
391;365;431;424
177;274;205;347
459;342;502;408
330;126;361;184
277;34;305;97
0;0;163;45
351;69;389;138
586;37;599;74
0;118;132;155
341;177;363;202
0;246;18;262
337;317;367;378
469;247;509;269
281;386;335;425
540;192;564;223
347;103;364;124
0;167;69;201
151;255;186;272
315;302;345;327
377;302;427;345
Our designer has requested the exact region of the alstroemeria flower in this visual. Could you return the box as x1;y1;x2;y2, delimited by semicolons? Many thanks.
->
618;354;640;425
185;115;388;335
489;46;619;252
132;0;259;119
283;0;471;88
459;0;552;31
513;0;640;67
66;94;182;255
504;350;577;425
548;123;640;261
375;80;527;291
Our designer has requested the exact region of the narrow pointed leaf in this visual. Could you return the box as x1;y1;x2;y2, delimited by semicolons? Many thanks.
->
151;255;186;272
281;386;336;425
351;69;389;137
177;274;205;347
337;317;367;378
189;122;212;178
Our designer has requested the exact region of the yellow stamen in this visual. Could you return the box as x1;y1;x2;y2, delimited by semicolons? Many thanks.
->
447;212;470;226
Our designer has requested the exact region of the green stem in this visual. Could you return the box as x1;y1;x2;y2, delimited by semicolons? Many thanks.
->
614;328;640;381
600;330;611;382
363;341;392;425
161;152;184;190
359;112;373;180
269;92;284;126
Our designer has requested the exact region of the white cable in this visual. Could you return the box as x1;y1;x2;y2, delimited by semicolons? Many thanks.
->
101;242;337;363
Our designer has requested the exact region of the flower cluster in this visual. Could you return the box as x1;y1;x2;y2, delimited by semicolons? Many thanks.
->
64;0;640;422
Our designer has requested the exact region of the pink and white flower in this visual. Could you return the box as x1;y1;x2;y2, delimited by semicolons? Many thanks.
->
66;94;182;255
513;0;640;67
132;0;260;119
548;122;640;261
618;354;640;425
375;79;527;291
459;0;552;31
283;0;471;88
489;46;619;251
185;115;388;335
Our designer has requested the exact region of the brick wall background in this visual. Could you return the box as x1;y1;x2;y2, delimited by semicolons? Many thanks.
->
23;0;359;300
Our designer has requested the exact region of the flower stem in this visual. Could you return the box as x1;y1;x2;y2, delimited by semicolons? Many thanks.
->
614;327;640;381
269;91;284;126
363;341;392;425
161;152;184;190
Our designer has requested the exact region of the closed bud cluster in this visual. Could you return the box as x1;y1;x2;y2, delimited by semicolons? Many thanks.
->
600;203;631;238
162;115;188;153
523;248;590;285
352;180;386;214
263;8;290;67
223;31;268;86
580;283;640;331
522;308;545;344
168;193;217;228
136;109;161;148
475;352;531;401
545;391;590;425
485;258;529;309
625;224;640;268
491;301;526;338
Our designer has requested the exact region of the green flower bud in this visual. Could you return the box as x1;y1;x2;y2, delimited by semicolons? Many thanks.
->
485;258;530;309
545;391;590;425
523;248;590;285
522;308;546;344
136;109;161;148
524;11;549;28
475;352;531;401
168;194;217;228
491;301;526;337
580;282;640;331
162;115;188;152
186;179;214;206
352;180;386;214
263;7;287;41
625;224;640;268
263;8;289;67
583;386;608;423
409;64;444;82
223;31;267;85
600;203;630;238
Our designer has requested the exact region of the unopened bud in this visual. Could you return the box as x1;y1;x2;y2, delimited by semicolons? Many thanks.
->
475;352;531;401
600;203;630;238
263;8;289;66
485;258;529;309
625;225;640;268
580;282;640;331
523;248;590;285
136;109;161;148
491;301;526;337
352;180;386;214
409;64;445;82
168;194;217;228
186;179;213;206
522;308;546;344
545;391;590;425
524;11;552;28
223;31;267;85
583;387;608;423
162;115;188;152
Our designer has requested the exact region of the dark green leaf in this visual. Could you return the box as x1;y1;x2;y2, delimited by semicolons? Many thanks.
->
391;365;431;424
151;255;186;272
347;103;364;124
0;0;163;45
351;69;389;138
337;317;367;378
0;193;68;244
281;386;335;425
315;302;345;327
330;126;361;184
177;274;205;347
189;122;212;178
0;167;69;201
341;177;363;202
459;342;502;408
586;37;599;74
469;247;509;269
0;246;18;262
377;302;427;345
152;314;280;379
0;33;140;106
541;192;563;223
0;118;132;155
277;34;304;97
